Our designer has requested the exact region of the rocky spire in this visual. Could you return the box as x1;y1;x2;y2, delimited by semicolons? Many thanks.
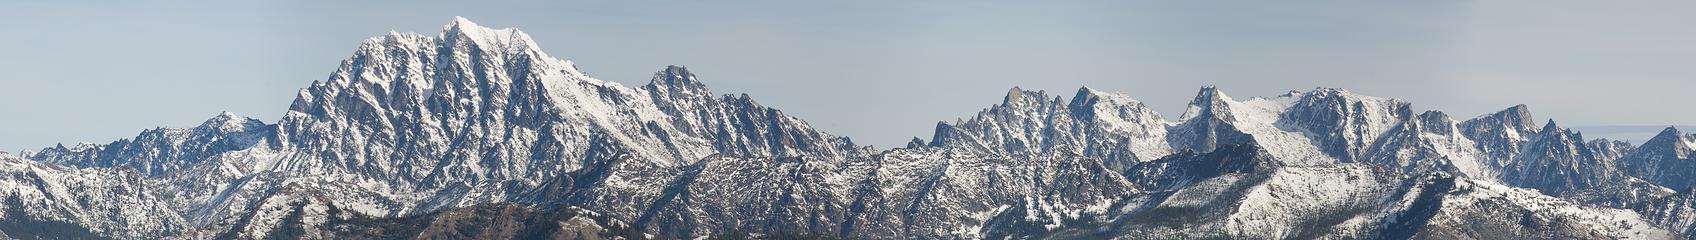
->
645;65;709;97
906;137;928;149
1179;85;1234;122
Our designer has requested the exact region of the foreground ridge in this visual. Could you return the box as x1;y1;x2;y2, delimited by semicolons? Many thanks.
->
3;17;1692;239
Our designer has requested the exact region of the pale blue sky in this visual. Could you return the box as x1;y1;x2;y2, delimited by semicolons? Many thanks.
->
2;1;1693;150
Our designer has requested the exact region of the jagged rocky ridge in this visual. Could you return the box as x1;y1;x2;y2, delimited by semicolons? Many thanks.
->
3;17;1695;239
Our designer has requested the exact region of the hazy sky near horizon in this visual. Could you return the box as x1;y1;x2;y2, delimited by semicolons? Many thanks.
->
2;1;1693;150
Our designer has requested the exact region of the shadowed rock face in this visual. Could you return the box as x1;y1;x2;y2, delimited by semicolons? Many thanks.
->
3;17;1691;240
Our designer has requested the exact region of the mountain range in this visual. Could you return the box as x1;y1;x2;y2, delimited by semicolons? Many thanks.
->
3;17;1695;239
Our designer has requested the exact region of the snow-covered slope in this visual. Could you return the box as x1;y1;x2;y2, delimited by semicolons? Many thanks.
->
1168;87;1339;166
0;154;186;239
6;17;1692;239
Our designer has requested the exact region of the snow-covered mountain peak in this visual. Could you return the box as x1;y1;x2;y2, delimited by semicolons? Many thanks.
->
449;16;476;28
47;142;98;153
1067;86;1164;124
196;111;265;134
361;31;430;48
1416;110;1455;133
1298;87;1402;105
1530;119;1589;148
1489;104;1539;132
1540;119;1564;135
1069;86;1142;108
1179;86;1235;122
927;86;1172;164
962;86;1063;126
1618;126;1696;192
641;64;708;103
645;65;707;95
1278;87;1411;162
213;110;241;119
1654;126;1684;138
26;111;276;177
905;137;927;148
1458;104;1542;151
1651;127;1695;146
1278;89;1304;98
13;17;1696;240
1297;86;1407;109
1304;86;1351;96
999;86;1058;108
1642;126;1696;158
440;16;541;55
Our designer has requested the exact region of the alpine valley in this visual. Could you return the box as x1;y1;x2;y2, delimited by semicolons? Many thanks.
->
4;17;1696;240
